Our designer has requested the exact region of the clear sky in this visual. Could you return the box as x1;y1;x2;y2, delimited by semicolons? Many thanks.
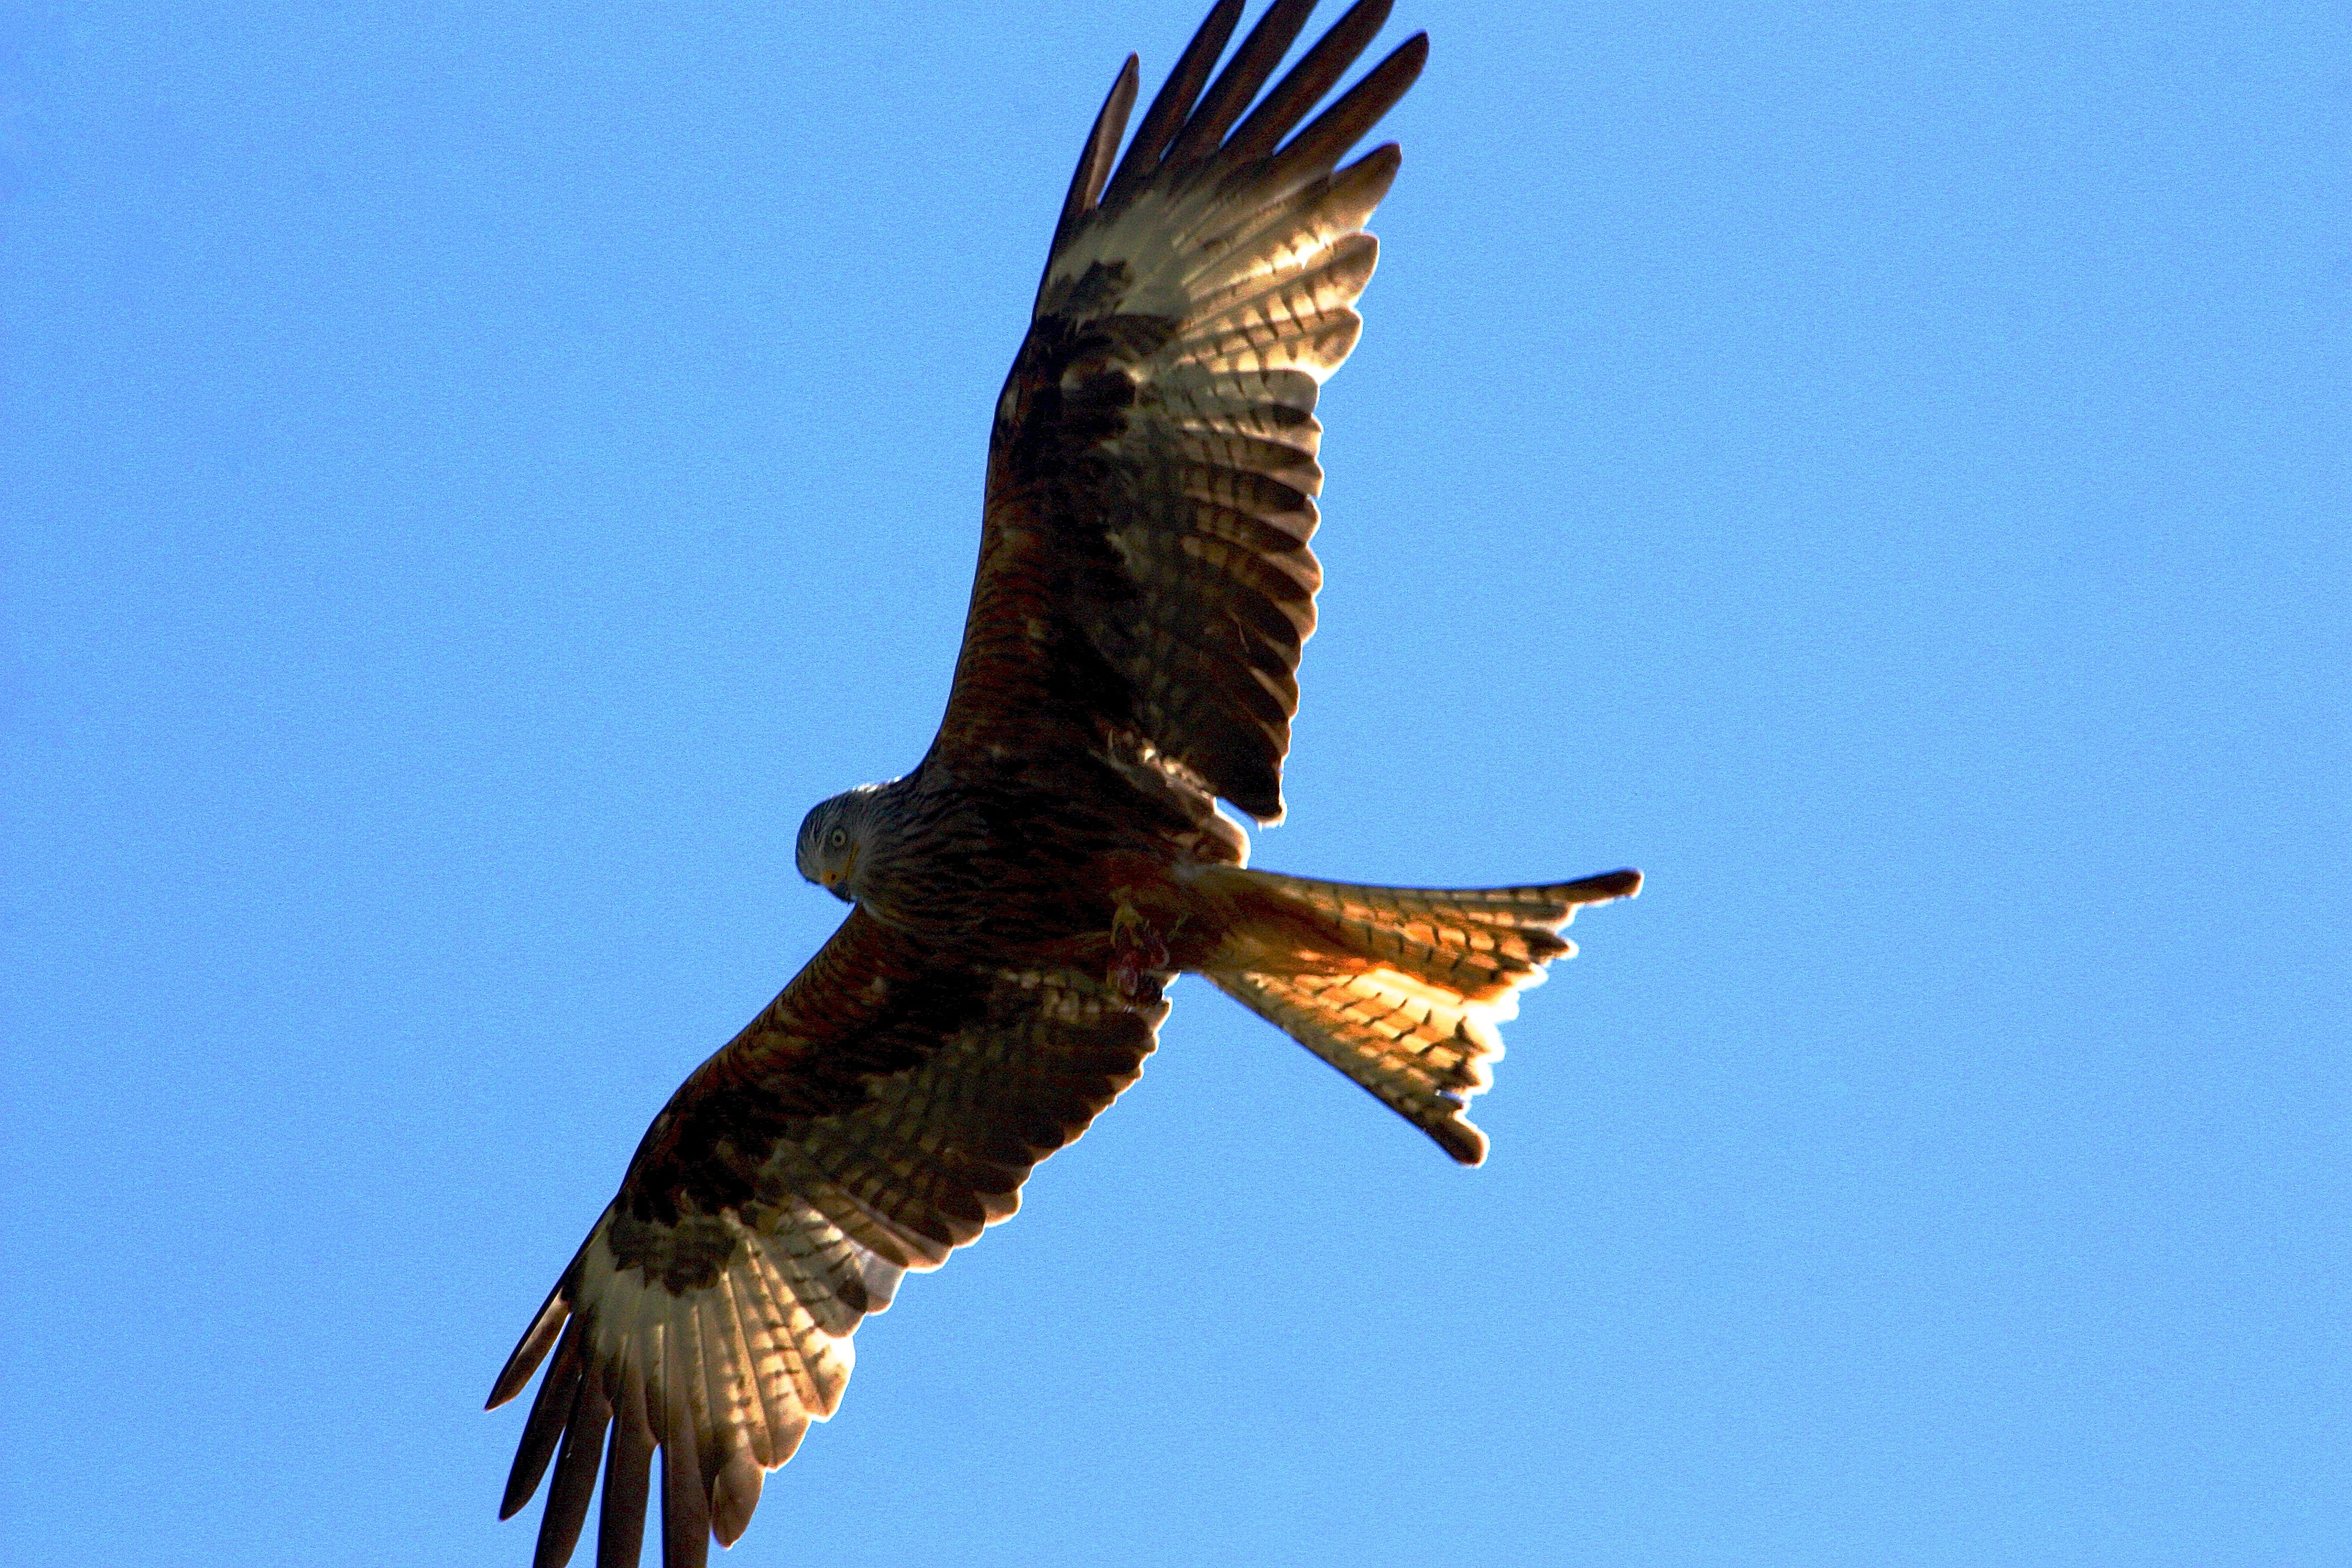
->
4;2;2344;1564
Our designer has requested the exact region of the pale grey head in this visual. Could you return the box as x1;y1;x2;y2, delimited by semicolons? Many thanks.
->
796;783;889;903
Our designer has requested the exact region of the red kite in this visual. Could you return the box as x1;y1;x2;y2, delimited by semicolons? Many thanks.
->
491;3;1639;1562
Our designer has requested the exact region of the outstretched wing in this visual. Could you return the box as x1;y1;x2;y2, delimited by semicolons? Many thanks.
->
935;0;1427;824
488;910;1163;1568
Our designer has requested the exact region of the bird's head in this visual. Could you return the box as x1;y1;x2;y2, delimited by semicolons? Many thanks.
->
796;784;884;903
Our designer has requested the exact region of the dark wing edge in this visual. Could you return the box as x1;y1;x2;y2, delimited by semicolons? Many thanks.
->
487;910;1165;1568
938;0;1428;824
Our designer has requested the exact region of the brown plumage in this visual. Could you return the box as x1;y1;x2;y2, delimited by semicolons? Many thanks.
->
489;4;1640;1563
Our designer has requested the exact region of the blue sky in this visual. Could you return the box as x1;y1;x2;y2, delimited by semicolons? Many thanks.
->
3;2;2344;1564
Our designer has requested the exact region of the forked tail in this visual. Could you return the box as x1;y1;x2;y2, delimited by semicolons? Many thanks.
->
1198;867;1641;1164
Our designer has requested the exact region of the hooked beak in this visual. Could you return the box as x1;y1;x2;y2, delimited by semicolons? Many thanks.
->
818;848;857;902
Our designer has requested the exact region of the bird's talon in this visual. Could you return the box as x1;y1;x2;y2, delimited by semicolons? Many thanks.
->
1110;902;1172;1001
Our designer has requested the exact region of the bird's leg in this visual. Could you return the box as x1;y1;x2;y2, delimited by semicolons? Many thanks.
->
1109;895;1175;1004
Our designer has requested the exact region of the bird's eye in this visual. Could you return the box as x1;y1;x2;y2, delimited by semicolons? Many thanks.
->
828;828;847;850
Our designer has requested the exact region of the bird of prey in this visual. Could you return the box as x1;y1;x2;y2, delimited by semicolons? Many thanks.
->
489;2;1640;1562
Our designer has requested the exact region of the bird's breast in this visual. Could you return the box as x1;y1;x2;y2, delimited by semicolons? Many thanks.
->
851;773;1162;952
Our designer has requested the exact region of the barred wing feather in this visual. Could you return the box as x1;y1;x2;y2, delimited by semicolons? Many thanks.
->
488;911;1163;1568
939;0;1427;823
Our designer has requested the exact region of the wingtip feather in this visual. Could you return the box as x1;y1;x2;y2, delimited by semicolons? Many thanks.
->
1436;1115;1490;1167
500;1320;584;1520
490;1258;581;1409
1223;0;1397;161
532;1372;612;1568
1566;868;1643;903
710;1457;765;1548
1271;30;1426;179
1103;0;1245;205
1052;54;1141;255
1166;0;1321;168
596;1371;654;1568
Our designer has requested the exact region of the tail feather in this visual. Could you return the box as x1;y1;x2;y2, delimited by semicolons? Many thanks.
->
1204;868;1640;1163
1208;967;1506;1164
1240;866;1638;1001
